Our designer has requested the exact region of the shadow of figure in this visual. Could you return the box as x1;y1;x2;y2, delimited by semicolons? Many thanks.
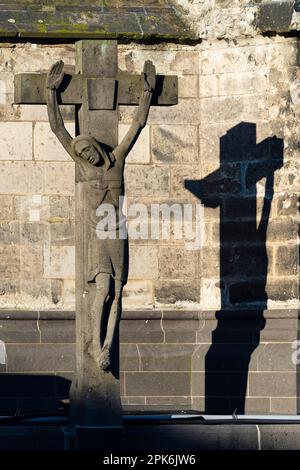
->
185;122;283;414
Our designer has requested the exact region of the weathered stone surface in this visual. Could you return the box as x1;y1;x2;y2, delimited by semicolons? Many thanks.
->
163;319;200;343
0;162;44;194
145;395;192;407
155;280;200;307
6;344;75;372
20;221;50;245
44;162;75;195
249;372;296;397
126;372;191;396
123;280;153;309
50;222;74;246
20;245;43;279
20;279;52;305
253;343;296;372
49;195;73;222
39;320;75;344
275;245;298;276
34;122;75;161
0;320;39;343
0;221;19;244
256;1;295;33
270;397;297;414
151;125;198;164
139;344;195;371
119;124;150;164
170;166;202;201
16;72;178;107
125;165;170;197
178;75;198;98
277;193;299;216
62;279;75;308
0;20;298;416
259;425;300;450
43;246;75;280
0;2;191;40
128;245;158;279
120;318;164;344
0;122;32;160
0;195;16;220
120;344;140;372
120;98;200;126
200;70;269;98
158;246;198;279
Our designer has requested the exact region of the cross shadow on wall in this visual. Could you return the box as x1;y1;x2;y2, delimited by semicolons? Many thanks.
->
185;122;284;414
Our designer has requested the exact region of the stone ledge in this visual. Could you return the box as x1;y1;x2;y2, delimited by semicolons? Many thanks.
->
0;309;298;321
0;1;192;40
1;422;300;450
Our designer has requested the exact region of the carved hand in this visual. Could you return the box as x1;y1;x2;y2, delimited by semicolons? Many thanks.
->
142;60;156;92
46;60;65;90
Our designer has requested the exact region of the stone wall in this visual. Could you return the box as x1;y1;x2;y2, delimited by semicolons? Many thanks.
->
0;33;299;413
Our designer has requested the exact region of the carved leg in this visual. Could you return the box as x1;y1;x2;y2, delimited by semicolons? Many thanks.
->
99;280;123;372
89;273;111;365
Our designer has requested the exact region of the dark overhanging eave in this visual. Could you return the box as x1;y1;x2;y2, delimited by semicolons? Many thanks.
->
255;0;299;34
0;4;195;41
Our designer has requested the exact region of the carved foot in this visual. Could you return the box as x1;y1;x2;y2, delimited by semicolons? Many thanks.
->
99;345;111;372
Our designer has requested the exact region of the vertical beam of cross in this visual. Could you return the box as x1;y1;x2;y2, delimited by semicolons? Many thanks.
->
69;40;123;428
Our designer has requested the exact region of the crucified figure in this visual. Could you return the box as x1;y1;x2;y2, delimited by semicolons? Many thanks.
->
46;59;156;372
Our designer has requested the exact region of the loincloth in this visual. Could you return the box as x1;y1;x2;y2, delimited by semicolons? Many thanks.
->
87;235;129;284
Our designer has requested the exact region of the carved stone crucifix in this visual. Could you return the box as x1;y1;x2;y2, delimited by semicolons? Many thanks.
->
14;40;178;428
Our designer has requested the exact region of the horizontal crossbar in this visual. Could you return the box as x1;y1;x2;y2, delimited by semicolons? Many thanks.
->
14;73;178;108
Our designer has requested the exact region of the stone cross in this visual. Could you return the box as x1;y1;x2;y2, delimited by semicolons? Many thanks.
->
14;40;178;430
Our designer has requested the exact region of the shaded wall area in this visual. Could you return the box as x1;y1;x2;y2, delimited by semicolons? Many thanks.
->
0;309;299;415
186;122;285;413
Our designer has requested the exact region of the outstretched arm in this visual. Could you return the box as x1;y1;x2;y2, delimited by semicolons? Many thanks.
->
113;60;156;161
46;60;75;160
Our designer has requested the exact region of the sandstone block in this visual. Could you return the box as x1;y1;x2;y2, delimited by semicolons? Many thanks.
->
15;195;49;222
128;245;158;279
20;221;50;245
139;344;195;372
123;280;153;309
126;372;191;396
34;122;75;161
125;165;170;197
154;279;200;307
49;196;72;222
178;75;198;98
119;124;150;164
120;98;200;125
170;166;202;201
0;195;16;220
0;246;19;276
44;162;75;196
151;125;198;165
249;372;296;397
200;71;269;98
0;162;43;194
0;122;32;160
63;279;75;309
50;222;75;246
275;245;298;276
170;51;200;75
43;245;75;280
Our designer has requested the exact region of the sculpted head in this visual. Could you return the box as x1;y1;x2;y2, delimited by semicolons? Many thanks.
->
72;135;114;169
